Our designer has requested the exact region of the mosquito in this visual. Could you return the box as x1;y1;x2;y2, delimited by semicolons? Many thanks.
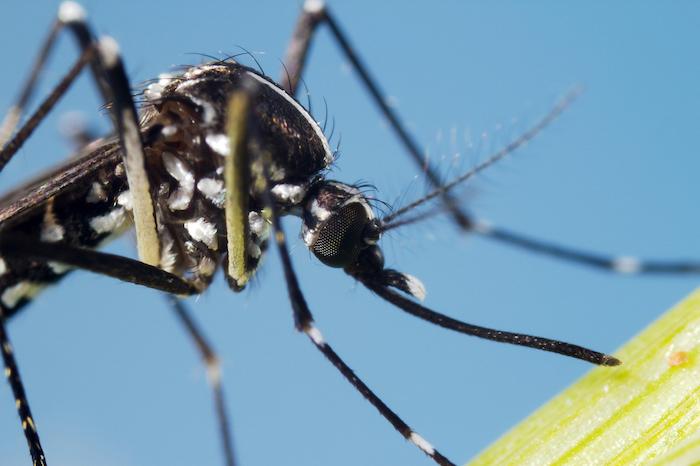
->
0;2;698;466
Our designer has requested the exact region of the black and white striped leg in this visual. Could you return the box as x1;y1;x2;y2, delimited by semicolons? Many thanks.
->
0;308;46;466
92;36;162;267
282;2;700;275
229;93;456;463
281;0;471;230
1;2;161;267
263;185;455;465
0;237;197;465
166;295;236;466
471;220;700;275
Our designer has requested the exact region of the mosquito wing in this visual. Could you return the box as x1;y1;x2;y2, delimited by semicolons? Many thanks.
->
0;138;122;231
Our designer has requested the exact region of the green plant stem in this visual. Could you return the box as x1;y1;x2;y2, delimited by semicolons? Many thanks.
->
469;288;700;466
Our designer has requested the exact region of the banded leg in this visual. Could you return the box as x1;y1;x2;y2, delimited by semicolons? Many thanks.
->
0;2;161;267
226;86;455;466
280;1;700;276
166;296;236;466
469;220;700;274
0;309;46;466
261;154;454;465
281;0;471;230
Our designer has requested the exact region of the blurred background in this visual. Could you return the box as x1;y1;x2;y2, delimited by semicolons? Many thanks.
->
0;1;699;465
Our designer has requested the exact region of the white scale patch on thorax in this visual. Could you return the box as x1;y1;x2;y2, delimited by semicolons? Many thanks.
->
204;133;230;157
117;190;133;210
162;152;195;211
159;230;178;273
184;218;218;250
40;202;65;243
271;183;307;204
248;211;270;240
90;208;127;234
189;96;217;126
197;178;225;207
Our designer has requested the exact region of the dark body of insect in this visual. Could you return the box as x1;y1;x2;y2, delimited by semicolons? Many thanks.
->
0;62;403;317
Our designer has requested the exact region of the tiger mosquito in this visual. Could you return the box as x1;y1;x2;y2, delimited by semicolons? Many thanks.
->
1;2;699;466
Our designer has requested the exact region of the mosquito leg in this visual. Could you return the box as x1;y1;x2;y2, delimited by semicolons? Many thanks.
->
0;236;196;296
0;46;94;173
0;18;62;146
260;174;455;466
1;3;161;267
222;83;455;464
61;7;162;267
1;1;105;152
279;1;324;94
280;0;472;231
281;4;700;274
223;90;252;290
0;309;47;466
165;295;236;466
469;220;700;274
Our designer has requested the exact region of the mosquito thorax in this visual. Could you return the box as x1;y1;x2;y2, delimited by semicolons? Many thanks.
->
136;61;336;289
301;181;380;268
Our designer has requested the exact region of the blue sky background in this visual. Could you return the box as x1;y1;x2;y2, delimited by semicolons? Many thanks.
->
0;2;699;466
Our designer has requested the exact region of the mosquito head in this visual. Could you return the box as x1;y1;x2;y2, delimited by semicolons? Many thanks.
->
301;181;381;268
300;180;427;300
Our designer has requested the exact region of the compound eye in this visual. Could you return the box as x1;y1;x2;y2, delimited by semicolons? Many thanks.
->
312;203;369;268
